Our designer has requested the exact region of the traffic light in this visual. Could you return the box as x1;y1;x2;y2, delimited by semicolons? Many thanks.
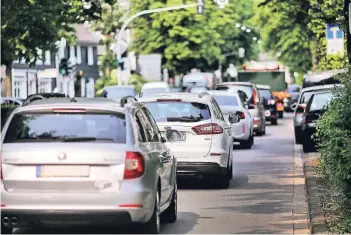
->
59;58;68;75
197;0;204;14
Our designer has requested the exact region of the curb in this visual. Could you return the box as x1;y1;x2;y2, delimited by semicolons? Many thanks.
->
297;144;328;234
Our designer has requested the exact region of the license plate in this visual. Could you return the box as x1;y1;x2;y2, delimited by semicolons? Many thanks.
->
36;165;90;178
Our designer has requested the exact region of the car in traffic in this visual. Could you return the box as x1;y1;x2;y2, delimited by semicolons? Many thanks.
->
215;82;266;136
285;84;301;112
301;91;334;153
256;85;278;125
138;92;237;188
291;84;342;144
1;98;177;234
141;82;170;96
207;90;254;149
100;85;137;103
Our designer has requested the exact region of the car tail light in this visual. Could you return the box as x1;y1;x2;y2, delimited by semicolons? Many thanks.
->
119;204;143;208
123;152;145;180
52;108;87;113
236;111;245;119
296;105;305;114
254;119;261;125
192;123;223;135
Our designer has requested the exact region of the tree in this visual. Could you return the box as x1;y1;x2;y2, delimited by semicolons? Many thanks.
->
1;0;115;96
130;0;259;74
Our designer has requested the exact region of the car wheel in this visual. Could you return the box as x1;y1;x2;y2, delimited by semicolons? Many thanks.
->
142;191;161;234
251;134;254;146
229;162;233;180
1;225;12;234
240;136;252;149
278;111;284;118
295;127;302;144
216;165;230;189
161;184;177;223
271;118;278;125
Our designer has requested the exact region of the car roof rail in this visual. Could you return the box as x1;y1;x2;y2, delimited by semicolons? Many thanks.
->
22;94;45;106
199;92;210;98
22;93;67;106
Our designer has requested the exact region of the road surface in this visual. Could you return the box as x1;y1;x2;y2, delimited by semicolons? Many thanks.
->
15;113;303;234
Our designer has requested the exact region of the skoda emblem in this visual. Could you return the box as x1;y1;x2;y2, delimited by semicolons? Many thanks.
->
57;152;67;160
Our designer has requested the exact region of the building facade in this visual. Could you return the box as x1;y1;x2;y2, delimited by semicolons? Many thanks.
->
11;24;100;98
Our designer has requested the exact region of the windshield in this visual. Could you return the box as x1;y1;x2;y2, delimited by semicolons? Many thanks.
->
213;95;239;106
258;89;273;100
227;86;253;103
102;87;136;99
3;112;127;143
142;87;168;94
144;101;211;122
309;93;333;112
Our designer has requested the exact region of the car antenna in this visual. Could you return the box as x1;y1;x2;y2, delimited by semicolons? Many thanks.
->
70;97;77;103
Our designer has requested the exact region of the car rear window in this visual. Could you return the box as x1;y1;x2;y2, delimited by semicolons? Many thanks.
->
3;112;127;143
144;101;211;122
308;92;333;112
213;95;239;106
258;89;273;100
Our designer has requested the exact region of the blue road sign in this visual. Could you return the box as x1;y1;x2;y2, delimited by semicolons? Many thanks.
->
326;24;344;40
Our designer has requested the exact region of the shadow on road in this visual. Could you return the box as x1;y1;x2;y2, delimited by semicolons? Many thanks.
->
14;212;199;234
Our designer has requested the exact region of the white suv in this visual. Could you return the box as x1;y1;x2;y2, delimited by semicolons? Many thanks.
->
138;92;236;188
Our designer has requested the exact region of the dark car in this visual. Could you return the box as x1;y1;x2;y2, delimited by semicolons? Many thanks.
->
301;90;333;153
256;85;278;125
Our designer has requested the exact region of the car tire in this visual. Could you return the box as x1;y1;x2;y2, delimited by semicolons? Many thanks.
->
161;184;177;223
278;111;284;119
295;127;302;144
302;134;316;153
141;192;161;234
229;162;233;180
240;136;252;149
271;118;278;125
1;225;12;234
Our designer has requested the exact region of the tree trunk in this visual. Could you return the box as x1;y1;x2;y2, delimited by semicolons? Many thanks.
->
5;65;12;97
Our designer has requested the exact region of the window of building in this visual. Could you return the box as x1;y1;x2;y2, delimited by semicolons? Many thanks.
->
81;46;88;64
88;46;94;65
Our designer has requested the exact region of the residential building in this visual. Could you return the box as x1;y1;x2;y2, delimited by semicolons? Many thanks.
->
11;24;100;98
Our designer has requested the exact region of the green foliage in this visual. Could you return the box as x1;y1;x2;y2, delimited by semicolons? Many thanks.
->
255;0;346;73
130;0;259;73
128;74;149;93
1;105;18;130
315;66;351;233
95;69;118;94
1;0;116;68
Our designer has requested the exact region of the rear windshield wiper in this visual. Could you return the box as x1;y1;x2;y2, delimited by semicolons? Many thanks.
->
167;117;200;122
62;137;114;142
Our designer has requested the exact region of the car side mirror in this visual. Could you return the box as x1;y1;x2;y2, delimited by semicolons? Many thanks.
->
161;136;167;143
245;103;255;109
290;103;297;110
120;95;137;107
165;129;184;142
228;113;240;124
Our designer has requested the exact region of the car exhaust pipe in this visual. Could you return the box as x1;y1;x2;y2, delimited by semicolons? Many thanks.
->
10;217;19;225
2;217;9;225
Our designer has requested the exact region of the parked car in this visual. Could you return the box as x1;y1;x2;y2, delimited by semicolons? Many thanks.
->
100;85;137;103
207;90;254;149
256;84;278;125
291;84;342;144
141;82;170;96
285;84;302;112
0;97;23;106
301;91;334;153
1;98;177;234
216;82;266;136
138;92;237;188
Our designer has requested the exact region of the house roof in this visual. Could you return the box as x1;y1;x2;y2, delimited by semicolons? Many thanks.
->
74;24;100;45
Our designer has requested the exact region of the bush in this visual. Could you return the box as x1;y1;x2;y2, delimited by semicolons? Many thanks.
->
1;105;18;130
315;67;351;232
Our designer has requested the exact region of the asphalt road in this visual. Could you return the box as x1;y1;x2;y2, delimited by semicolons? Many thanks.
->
15;113;297;234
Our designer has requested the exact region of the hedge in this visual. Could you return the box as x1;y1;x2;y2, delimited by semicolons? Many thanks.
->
1;105;18;130
315;67;351;232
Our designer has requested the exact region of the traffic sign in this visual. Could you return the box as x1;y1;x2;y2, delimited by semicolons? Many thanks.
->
326;24;344;56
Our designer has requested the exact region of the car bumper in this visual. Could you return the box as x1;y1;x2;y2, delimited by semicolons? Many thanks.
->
264;109;277;121
1;209;133;228
176;162;227;178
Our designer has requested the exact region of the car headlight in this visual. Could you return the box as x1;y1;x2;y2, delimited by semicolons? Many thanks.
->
269;99;275;105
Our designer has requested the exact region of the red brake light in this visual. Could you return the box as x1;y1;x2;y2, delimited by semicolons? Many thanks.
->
252;89;257;105
296;105;305;114
192;123;223;135
52;108;87;113
123;152;145;180
236;111;245;119
156;99;182;102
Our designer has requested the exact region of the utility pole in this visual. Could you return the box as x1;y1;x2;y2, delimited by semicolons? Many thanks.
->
116;1;204;86
345;0;351;63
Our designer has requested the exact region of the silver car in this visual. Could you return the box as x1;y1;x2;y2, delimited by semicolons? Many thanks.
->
138;92;236;189
1;98;177;234
292;84;343;144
